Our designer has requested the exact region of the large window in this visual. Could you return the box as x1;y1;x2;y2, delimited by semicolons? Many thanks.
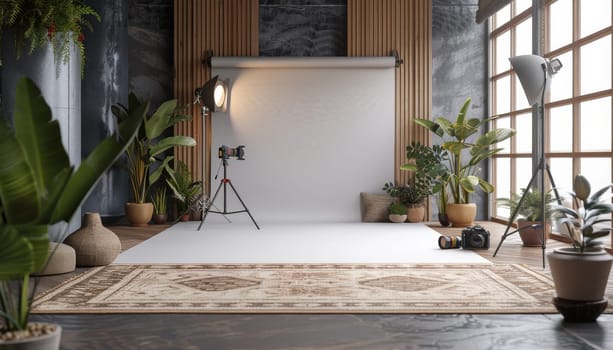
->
490;0;612;221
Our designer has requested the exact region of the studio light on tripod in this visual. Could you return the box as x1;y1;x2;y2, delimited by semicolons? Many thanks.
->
195;75;229;112
509;55;562;106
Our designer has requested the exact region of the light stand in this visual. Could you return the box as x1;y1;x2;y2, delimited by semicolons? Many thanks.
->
493;55;563;268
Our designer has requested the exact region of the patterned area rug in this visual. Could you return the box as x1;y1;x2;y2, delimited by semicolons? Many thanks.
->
33;263;559;314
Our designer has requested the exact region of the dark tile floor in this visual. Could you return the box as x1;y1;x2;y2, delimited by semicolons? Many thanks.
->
32;313;613;350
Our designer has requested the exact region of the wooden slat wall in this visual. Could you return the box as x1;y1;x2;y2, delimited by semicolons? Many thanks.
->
347;0;432;187
173;0;258;195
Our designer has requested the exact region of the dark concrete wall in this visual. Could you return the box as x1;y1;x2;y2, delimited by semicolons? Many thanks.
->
432;0;489;219
260;0;347;56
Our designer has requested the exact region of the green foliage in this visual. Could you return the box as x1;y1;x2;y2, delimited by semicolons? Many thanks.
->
382;182;426;205
0;77;142;331
0;0;101;77
112;94;195;204
151;187;167;215
166;160;202;217
552;175;613;252
389;202;407;215
414;98;516;204
497;187;556;222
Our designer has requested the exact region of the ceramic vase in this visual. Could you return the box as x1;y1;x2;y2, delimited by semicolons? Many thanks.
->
64;212;121;266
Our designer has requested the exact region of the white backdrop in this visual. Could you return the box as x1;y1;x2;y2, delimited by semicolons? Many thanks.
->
210;57;395;222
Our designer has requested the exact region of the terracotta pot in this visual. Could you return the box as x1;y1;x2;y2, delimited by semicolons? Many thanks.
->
446;203;476;227
152;213;168;225
406;205;425;223
0;322;61;349
180;213;191;222
64;213;121;266
517;220;550;246
388;214;407;223
547;247;613;301
125;202;153;227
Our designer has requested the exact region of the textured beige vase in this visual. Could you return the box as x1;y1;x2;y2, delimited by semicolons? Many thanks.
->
547;247;613;301
125;202;153;226
406;205;425;223
64;213;121;267
446;203;477;227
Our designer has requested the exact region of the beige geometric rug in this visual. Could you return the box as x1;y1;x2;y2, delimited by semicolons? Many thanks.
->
32;263;559;314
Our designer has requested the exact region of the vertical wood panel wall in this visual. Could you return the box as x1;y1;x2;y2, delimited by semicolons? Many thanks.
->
174;0;258;195
348;0;432;187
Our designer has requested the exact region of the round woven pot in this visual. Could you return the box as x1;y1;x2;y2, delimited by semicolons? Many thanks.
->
64;213;121;267
406;205;425;223
125;202;153;226
446;203;476;227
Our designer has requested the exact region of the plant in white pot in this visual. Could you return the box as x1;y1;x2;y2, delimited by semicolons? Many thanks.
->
548;174;613;322
0;77;142;347
497;187;556;246
388;202;408;223
414;98;515;227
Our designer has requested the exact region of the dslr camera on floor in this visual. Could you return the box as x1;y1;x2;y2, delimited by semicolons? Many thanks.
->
438;225;490;250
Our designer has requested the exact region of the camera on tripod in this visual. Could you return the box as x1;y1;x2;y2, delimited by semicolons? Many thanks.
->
218;145;245;160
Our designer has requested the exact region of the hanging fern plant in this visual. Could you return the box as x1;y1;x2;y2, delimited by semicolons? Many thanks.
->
0;0;100;77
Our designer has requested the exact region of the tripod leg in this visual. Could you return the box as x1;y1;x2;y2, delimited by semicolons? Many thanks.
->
227;181;260;230
198;181;224;231
493;160;541;257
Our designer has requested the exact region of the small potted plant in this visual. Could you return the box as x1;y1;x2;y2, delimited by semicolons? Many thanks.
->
388;202;408;223
167;160;203;221
497;187;556;246
383;182;426;223
548;174;613;322
151;187;168;224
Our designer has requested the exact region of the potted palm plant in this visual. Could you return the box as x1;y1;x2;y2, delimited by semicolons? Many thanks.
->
548;174;613;322
0;77;142;347
383;182;426;223
414;98;516;227
497;187;556;246
167;160;203;221
151;186;168;224
112;94;196;226
388;202;408;223
401;142;450;226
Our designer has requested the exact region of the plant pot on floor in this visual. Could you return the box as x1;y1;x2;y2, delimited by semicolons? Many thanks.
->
0;322;61;349
446;203;476;227
517;219;550;246
406;205;425;223
152;213;168;225
389;214;407;223
125;202;153;226
64;213;121;267
547;247;613;322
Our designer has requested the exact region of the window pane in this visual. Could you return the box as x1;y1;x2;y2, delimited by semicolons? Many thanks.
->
495;31;511;74
496;75;511;114
549;51;573;102
515;113;532;153
548;157;573;199
515;17;532;56
515;0;531;15
515;157;533;194
495;158;511;218
549;105;573;152
549;0;572;51
495;4;511;29
580;158;612;199
581;0;611;38
515;75;531;110
497;117;511;154
580;36;612;95
580;97;612;152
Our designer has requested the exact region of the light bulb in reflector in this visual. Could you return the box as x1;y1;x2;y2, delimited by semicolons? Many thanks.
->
214;83;226;109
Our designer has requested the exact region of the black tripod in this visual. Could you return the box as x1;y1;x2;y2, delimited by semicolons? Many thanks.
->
492;158;565;268
197;158;260;230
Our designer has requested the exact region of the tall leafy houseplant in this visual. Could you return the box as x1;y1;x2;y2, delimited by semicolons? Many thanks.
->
0;77;142;338
167;160;202;221
0;0;100;75
414;98;515;226
112;94;196;225
547;175;613;322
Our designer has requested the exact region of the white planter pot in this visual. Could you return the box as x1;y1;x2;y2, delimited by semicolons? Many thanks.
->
0;323;61;350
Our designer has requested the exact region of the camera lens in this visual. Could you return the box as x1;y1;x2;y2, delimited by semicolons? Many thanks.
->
470;233;485;248
438;235;461;249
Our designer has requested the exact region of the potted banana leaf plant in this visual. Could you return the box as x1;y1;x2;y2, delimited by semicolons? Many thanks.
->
548;174;613;322
0;77;142;347
112;94;196;226
414;98;516;227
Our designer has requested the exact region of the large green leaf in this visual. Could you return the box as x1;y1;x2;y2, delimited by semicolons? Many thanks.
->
414;119;444;138
149;156;174;186
12;78;70;202
149;136;196;158
0;119;39;224
145;99;178;140
51;104;143;223
456;98;471;125
0;224;48;280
